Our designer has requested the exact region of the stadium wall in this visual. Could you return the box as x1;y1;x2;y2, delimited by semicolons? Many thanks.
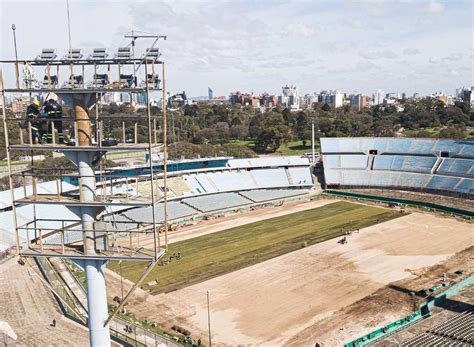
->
323;190;474;218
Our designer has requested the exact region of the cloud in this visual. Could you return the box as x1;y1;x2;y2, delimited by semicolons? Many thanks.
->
360;49;398;60
361;0;387;16
443;53;462;61
281;23;316;37
1;0;471;96
427;1;445;14
429;53;463;65
403;48;420;55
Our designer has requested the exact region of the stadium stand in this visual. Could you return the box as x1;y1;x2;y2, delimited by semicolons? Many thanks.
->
182;192;252;212
321;138;474;198
210;170;257;191
160;177;193;197
288;167;313;185
321;138;474;157
136;181;163;199
227;156;309;168
437;158;474;178
182;165;313;195
183;174;206;193
373;155;437;173
0;155;313;248
121;201;198;223
325;155;368;169
240;189;308;202
250;168;290;188
401;310;473;346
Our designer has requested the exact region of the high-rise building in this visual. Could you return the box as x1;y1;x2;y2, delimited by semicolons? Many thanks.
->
279;85;300;110
303;93;319;107
386;92;400;99
208;87;213;100
431;92;447;104
349;94;369;109
373;89;384;105
319;90;344;108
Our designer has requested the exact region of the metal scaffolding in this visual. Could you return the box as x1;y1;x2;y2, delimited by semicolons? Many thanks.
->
1;35;168;346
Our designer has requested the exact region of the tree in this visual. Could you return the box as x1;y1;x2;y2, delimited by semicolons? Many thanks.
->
229;125;248;139
254;112;290;152
439;106;469;126
295;111;309;140
439;126;466;139
196;128;218;143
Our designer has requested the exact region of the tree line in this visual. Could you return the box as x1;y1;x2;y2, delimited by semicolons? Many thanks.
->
1;98;471;161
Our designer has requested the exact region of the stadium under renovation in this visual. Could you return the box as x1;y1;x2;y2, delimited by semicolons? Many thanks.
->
0;41;472;346
1;136;473;346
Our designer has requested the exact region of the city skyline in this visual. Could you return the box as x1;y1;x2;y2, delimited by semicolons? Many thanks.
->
0;0;471;96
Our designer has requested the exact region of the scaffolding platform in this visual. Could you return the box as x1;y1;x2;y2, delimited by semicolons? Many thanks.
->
21;245;165;261
15;194;152;207
3;87;161;93
1;34;170;345
9;143;162;152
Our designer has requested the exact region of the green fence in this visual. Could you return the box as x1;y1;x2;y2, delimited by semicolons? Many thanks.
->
323;190;473;218
344;275;473;347
344;310;424;347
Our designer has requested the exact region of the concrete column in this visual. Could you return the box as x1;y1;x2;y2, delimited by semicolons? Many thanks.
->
75;98;93;146
77;151;96;254
63;93;111;346
85;260;111;346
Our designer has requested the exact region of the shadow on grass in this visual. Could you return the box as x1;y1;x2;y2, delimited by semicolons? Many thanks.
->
288;144;312;150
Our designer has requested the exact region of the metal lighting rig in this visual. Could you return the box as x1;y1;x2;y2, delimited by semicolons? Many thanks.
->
1;33;168;346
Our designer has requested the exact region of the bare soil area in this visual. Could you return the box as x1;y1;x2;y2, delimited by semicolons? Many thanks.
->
106;206;473;346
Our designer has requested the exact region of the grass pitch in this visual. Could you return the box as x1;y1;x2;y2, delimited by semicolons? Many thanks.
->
109;201;404;294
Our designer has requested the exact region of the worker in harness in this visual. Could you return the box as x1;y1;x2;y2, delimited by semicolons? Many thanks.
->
25;99;42;144
43;99;64;143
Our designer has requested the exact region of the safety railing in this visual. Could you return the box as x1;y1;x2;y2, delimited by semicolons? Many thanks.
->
5;114;163;149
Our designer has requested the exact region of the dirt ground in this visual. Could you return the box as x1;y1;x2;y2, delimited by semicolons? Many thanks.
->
105;201;473;346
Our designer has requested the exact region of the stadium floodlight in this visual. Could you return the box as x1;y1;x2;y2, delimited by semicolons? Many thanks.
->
89;48;108;60
42;75;58;87
35;49;57;61
119;74;135;87
62;74;84;88
64;48;83;60
92;73;110;87
115;47;131;59
142;47;160;61
146;74;160;88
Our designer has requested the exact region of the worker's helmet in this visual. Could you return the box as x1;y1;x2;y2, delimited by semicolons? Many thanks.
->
33;99;41;108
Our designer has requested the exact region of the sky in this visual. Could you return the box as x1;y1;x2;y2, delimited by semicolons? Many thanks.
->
0;0;472;97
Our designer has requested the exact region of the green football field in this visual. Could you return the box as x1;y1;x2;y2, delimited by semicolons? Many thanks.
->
108;201;404;294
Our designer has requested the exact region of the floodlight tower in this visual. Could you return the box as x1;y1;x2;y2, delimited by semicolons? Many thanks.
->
1;33;167;346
